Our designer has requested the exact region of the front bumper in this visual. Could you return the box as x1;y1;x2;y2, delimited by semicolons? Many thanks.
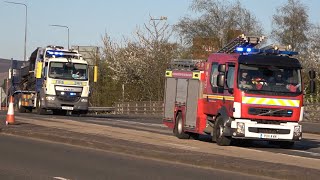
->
42;95;88;111
230;119;302;141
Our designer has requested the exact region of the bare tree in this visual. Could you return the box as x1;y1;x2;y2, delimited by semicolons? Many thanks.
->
271;0;310;51
174;0;263;49
100;18;177;103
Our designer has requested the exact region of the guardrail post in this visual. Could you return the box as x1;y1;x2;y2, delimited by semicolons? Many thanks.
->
135;103;138;114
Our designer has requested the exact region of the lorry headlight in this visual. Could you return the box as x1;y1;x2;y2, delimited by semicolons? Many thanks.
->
236;122;245;134
46;96;55;101
80;98;88;103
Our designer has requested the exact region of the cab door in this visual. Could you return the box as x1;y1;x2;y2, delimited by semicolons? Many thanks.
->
222;63;235;116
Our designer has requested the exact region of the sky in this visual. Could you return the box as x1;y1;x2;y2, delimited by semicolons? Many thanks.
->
0;0;319;60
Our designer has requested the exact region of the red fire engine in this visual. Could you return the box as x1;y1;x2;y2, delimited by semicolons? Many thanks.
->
163;34;316;147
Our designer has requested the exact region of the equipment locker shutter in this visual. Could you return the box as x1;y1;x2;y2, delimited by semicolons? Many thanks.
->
176;79;188;104
185;79;200;127
164;78;177;119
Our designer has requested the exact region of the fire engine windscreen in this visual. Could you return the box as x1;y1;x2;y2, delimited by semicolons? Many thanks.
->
238;64;301;93
49;62;88;80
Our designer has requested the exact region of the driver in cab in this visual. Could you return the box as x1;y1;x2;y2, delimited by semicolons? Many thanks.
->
239;70;253;89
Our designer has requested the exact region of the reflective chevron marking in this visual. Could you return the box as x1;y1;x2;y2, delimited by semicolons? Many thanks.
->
242;97;300;107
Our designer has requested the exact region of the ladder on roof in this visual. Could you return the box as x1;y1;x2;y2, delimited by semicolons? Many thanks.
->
217;34;265;53
169;59;204;70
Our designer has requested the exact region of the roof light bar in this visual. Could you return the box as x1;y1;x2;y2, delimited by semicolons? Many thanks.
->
47;51;64;55
235;46;298;56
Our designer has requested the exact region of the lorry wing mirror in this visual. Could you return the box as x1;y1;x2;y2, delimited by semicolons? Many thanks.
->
310;80;316;94
309;70;316;79
217;74;225;87
218;64;226;72
93;65;98;82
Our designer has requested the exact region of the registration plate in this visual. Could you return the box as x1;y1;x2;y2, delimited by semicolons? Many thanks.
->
62;106;74;110
259;134;278;139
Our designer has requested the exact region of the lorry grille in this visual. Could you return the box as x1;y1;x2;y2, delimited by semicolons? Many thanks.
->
248;127;290;134
248;107;293;117
56;91;81;102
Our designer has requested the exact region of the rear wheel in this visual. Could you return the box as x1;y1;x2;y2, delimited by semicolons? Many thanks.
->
214;117;232;146
173;112;190;139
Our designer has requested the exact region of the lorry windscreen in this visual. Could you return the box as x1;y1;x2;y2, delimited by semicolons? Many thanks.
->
49;62;88;80
238;64;301;94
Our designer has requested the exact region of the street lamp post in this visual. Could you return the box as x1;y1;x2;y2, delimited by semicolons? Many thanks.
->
50;24;70;49
4;1;28;62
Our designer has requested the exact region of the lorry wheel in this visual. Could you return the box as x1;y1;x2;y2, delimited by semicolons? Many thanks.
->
214;117;232;146
17;97;26;113
36;96;46;115
173;112;190;139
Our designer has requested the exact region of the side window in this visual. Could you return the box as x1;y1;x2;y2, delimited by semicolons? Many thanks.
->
226;65;235;89
210;63;219;92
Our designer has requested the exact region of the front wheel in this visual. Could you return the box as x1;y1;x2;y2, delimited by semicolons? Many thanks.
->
173;112;190;139
214;117;232;146
36;95;46;115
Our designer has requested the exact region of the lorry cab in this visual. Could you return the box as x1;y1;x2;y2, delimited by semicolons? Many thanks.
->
35;46;90;115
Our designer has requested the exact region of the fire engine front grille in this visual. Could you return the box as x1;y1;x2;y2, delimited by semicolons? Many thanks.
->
248;108;293;117
248;127;290;134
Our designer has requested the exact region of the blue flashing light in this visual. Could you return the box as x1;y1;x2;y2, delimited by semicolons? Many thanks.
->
287;110;293;114
47;50;64;56
235;47;298;56
236;47;244;52
70;92;76;96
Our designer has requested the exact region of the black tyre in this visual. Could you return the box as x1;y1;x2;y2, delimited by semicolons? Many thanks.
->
173;112;190;139
214;117;232;146
36;95;46;115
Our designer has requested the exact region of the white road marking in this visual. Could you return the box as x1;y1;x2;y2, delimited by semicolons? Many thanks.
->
53;177;70;180
165;143;199;150
291;150;320;157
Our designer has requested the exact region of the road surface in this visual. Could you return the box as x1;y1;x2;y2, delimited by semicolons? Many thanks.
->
1;111;320;179
0;134;269;180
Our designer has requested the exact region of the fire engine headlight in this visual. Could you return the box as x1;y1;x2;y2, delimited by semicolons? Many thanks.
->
294;125;302;136
80;98;88;103
294;126;301;132
46;96;55;101
236;122;245;134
